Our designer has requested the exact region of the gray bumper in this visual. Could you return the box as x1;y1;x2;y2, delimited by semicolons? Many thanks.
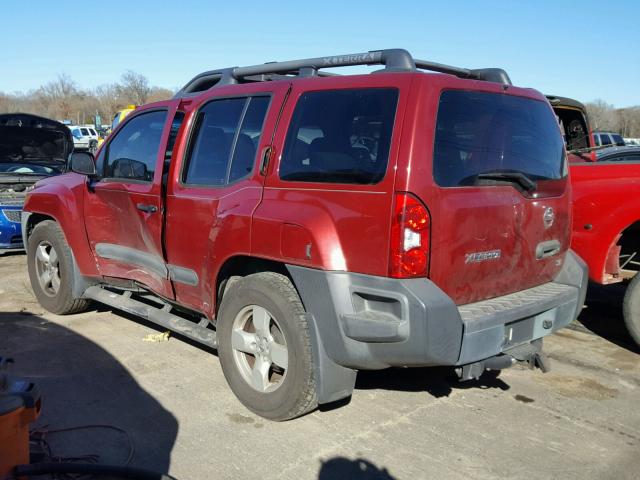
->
287;250;588;370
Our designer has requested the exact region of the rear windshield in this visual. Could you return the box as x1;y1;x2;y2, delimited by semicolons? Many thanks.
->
433;91;565;187
279;88;399;184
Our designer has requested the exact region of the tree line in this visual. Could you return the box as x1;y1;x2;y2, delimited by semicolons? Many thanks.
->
0;71;173;127
1;73;639;138
585;100;640;138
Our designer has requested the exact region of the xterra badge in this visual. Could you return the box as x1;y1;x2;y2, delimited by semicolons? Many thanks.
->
464;250;501;264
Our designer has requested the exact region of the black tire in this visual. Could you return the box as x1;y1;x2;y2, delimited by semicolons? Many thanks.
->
623;273;640;347
217;272;317;421
27;220;90;315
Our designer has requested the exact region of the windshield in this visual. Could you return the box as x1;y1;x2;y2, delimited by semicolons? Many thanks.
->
0;162;60;175
433;90;566;188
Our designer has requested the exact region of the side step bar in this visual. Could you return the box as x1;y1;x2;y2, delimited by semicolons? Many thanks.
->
84;286;217;349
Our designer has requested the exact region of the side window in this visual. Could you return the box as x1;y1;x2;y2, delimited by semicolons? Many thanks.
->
90;128;97;136
165;112;185;161
81;128;89;136
611;134;625;146
603;154;640;163
600;134;612;145
183;96;270;186
279;88;399;184
593;134;601;146
229;97;270;182
105;110;167;182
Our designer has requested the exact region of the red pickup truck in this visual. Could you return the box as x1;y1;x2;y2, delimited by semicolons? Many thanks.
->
550;96;640;346
21;50;587;420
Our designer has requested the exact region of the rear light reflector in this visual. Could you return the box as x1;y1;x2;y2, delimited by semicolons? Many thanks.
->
389;193;431;278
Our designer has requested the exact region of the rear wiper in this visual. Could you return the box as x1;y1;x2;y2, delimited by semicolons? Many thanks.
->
474;172;537;192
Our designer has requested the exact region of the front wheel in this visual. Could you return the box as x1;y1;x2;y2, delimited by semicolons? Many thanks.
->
217;272;317;421
27;221;90;315
623;273;640;347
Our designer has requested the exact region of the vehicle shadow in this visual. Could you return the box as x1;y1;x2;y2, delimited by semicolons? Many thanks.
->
576;281;640;354
318;457;396;480
355;366;509;398
0;311;178;474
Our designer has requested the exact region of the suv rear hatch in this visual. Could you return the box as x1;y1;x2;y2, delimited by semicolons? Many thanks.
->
409;87;570;305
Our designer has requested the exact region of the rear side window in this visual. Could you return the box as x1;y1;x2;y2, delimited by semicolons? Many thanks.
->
433;91;565;187
599;134;612;146
81;128;89;136
611;134;625;146
279;88;399;184
183;96;269;186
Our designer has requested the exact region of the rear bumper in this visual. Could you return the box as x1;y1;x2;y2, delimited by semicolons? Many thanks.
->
287;250;588;370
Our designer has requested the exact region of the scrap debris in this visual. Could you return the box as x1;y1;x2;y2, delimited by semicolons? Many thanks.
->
142;331;170;343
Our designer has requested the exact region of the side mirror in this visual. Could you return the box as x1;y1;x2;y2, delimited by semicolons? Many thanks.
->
70;152;97;176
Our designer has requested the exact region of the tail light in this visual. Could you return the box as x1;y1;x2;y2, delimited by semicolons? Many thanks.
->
389;193;431;278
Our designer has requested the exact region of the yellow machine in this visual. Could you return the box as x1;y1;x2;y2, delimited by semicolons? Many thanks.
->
111;105;137;131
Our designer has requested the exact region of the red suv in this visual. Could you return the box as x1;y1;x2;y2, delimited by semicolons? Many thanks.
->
21;49;587;420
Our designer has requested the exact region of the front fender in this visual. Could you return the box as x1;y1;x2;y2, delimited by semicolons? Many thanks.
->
22;173;99;277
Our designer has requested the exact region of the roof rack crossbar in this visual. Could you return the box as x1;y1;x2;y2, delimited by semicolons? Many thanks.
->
174;49;511;98
414;59;475;78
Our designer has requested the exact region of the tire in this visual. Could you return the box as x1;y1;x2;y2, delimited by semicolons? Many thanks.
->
27;220;90;315
217;272;317;421
623;273;640;347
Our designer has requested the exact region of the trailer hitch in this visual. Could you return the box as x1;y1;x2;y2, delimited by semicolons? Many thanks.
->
456;339;550;381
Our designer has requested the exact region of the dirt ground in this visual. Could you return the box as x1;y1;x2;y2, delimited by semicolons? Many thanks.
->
1;252;639;480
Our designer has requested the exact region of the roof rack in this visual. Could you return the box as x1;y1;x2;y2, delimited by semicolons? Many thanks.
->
174;48;511;98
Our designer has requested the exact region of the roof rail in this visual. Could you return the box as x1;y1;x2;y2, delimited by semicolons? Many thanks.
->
174;49;511;98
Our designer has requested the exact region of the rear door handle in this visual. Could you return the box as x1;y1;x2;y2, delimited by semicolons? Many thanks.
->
136;203;158;213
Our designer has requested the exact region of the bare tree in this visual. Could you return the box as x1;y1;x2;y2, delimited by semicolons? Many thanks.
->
37;74;82;119
117;70;151;105
585;99;626;133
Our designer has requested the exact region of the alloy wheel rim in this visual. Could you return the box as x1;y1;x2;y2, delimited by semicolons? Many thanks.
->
230;305;288;393
35;241;61;297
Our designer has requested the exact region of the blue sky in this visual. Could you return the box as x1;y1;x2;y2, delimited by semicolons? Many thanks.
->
2;0;638;107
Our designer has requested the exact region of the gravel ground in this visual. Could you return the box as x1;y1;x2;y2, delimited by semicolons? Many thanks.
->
1;252;639;480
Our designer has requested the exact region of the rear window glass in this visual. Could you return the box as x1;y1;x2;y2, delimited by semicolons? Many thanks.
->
612;134;625;145
279;88;399;184
599;134;612;145
433;91;565;187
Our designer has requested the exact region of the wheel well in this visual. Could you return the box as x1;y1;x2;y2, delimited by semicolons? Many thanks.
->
619;221;640;273
215;256;291;314
24;213;56;243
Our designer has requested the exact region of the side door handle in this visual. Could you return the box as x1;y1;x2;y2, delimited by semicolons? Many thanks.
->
259;146;273;176
136;203;158;213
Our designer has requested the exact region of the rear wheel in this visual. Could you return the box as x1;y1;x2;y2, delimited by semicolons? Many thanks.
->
27;221;90;315
623;274;640;347
217;272;317;421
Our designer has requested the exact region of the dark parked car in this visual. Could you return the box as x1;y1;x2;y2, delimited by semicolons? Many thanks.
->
0;113;72;253
596;145;640;163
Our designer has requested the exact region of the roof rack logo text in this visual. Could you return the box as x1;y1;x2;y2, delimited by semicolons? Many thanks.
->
323;53;376;66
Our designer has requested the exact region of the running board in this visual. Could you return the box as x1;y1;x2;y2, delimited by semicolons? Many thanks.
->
84;286;217;349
